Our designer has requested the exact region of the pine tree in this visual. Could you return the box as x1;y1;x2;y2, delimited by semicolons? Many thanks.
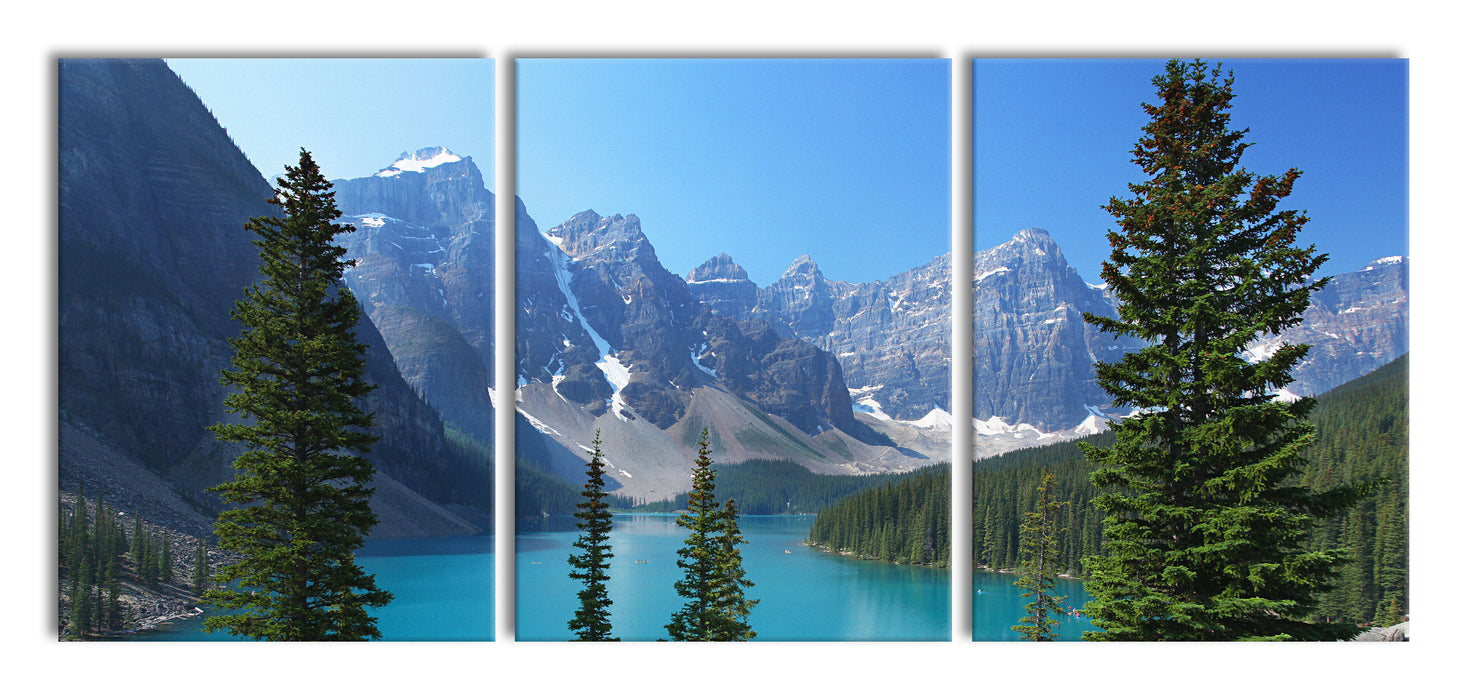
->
192;540;210;595
1080;60;1372;641
709;498;757;640
567;432;618;641
1011;471;1068;641
204;148;391;641
666;430;757;641
158;536;173;584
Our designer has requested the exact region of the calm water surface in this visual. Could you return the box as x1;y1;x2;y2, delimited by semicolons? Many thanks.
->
133;534;495;641
972;570;1098;641
517;514;951;641
127;519;1099;641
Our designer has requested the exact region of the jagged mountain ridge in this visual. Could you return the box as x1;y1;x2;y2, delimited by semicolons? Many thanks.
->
515;209;921;500
58;59;489;537
687;249;955;427
689;226;1409;437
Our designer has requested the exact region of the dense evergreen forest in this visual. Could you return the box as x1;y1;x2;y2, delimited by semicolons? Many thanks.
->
515;458;583;520
805;464;951;566
804;355;1408;626
516;457;928;520
1298;354;1408;625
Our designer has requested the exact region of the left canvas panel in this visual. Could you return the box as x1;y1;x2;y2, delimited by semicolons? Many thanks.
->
57;58;496;641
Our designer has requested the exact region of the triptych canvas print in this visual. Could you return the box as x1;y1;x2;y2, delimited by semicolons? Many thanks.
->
56;56;1408;643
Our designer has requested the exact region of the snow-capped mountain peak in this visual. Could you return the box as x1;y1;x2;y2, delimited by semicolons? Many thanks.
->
374;146;463;178
1364;255;1405;271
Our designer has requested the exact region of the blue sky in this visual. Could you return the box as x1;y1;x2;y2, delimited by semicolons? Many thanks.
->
516;59;951;286
164;59;494;185
974;59;1409;284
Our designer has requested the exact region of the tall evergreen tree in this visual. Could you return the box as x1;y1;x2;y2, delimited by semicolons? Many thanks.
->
1080;60;1371;641
666;430;757;641
192;539;210;595
158;536;173;584
567;433;618;641
204;148;391;641
1011;471;1068;641
709;498;758;640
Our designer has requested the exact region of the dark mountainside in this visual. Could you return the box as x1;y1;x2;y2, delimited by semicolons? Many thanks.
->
58;59;490;541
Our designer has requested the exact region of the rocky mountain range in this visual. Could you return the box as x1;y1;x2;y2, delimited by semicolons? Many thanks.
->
685;225;1409;456
58;59;491;537
514;210;924;501
58;59;1409;516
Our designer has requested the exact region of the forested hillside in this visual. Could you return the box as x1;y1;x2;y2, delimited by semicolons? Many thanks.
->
805;465;951;567
1299;354;1408;625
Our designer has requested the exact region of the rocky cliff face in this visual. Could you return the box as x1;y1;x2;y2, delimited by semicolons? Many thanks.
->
1247;256;1409;398
333;148;497;443
516;209;902;497
59;58;270;489
58;60;490;535
970;228;1135;431
686;253;758;318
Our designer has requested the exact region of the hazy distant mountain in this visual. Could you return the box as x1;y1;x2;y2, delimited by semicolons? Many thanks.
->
333;147;498;445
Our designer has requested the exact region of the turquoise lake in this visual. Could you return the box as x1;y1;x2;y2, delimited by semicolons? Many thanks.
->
128;515;1101;642
972;570;1099;641
516;513;951;641
133;534;495;641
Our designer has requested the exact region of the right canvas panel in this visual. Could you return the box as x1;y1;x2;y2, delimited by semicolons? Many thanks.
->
970;59;1409;641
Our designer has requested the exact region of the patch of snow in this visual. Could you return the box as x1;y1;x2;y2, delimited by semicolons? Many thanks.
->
544;246;612;357
976;266;1011;282
375;148;462;177
516;408;562;437
691;351;718;379
972;415;1052;439
1074;414;1108;436
1242;337;1285;364
852;397;893;422
348;213;400;228
597;353;634;422
1273;387;1303;403
910;406;954;432
1363;256;1404;271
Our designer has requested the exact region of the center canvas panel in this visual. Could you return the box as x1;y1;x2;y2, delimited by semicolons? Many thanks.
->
513;58;953;641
